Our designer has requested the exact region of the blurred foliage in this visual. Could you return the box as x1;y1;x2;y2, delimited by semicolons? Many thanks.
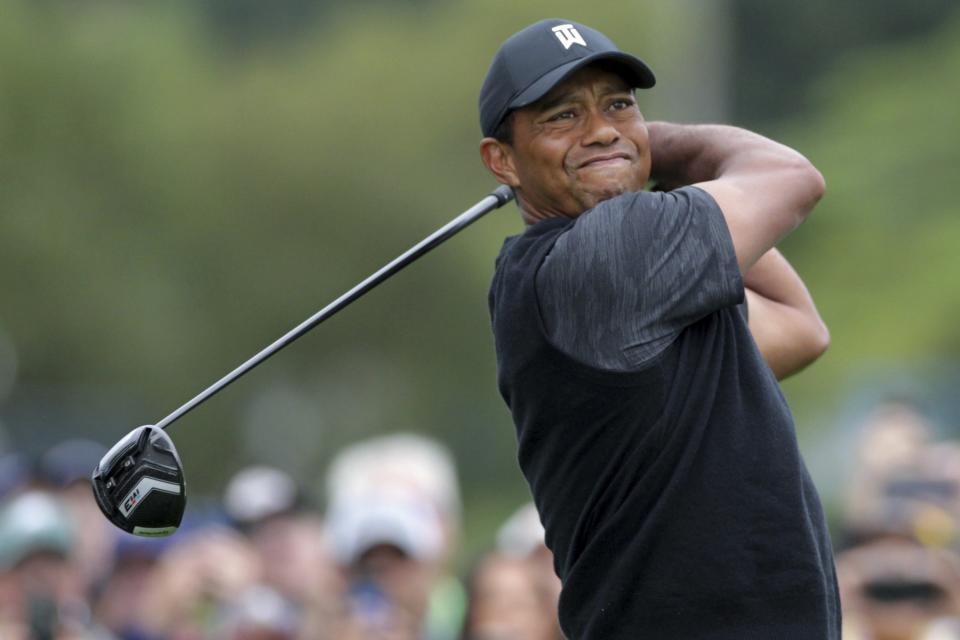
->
777;8;960;434
729;0;957;125
196;0;325;46
1;0;958;554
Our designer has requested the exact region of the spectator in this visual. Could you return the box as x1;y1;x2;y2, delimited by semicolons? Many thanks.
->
843;401;939;545
131;526;263;638
326;434;462;555
224;465;347;636
92;532;171;640
224;466;303;530
326;434;466;639
0;490;114;639
837;401;960;639
461;551;559;640
39;439;116;595
214;584;301;640
838;539;960;640
496;502;561;627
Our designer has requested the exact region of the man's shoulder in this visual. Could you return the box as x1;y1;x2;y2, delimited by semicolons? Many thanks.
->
501;217;571;252
548;186;725;263
500;185;721;270
581;189;655;218
494;217;569;272
582;185;717;220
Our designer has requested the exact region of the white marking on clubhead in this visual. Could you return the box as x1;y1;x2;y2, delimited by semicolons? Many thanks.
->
120;477;182;518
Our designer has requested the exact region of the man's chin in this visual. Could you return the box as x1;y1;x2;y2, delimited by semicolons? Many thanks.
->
576;171;646;205
580;183;632;208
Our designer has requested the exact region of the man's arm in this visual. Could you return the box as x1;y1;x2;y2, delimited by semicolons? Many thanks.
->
744;249;829;380
647;123;825;273
647;122;828;377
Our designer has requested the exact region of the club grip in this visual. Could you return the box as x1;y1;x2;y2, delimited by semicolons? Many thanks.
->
490;185;515;207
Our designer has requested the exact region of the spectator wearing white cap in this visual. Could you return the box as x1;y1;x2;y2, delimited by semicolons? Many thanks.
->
326;433;465;640
496;503;561;635
223;465;346;633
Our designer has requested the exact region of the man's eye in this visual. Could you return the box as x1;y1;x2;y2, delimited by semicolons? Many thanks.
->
609;98;635;110
548;110;576;121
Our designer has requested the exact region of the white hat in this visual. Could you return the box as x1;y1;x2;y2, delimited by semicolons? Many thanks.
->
224;466;299;525
218;585;300;635
0;491;74;569
326;434;461;522
496;502;546;559
327;490;445;565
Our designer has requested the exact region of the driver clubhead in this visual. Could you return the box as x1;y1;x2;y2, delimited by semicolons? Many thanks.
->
92;425;186;537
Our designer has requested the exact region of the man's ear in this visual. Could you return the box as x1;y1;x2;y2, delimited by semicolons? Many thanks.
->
480;138;521;188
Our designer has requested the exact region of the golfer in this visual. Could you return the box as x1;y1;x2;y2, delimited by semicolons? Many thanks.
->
481;19;840;639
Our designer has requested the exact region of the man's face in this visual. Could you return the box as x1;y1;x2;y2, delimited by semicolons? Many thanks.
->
494;64;651;221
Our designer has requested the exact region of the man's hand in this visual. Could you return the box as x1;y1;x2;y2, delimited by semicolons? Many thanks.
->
744;249;829;379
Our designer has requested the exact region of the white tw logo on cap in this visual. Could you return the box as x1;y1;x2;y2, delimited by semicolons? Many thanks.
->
552;24;586;50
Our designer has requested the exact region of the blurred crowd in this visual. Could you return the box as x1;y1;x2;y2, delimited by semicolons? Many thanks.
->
0;400;958;640
0;433;561;640
837;401;960;640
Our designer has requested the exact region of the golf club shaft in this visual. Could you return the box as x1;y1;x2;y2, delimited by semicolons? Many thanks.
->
155;185;515;431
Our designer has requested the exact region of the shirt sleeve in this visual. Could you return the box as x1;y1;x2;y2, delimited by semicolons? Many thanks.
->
536;186;744;372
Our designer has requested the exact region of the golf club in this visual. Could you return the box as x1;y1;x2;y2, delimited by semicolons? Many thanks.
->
92;185;515;537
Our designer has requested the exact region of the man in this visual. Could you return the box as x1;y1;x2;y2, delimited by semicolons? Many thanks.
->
480;19;840;639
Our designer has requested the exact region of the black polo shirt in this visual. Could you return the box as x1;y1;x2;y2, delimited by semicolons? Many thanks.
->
488;187;841;639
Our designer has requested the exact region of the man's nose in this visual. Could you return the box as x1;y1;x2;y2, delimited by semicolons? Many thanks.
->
582;109;619;146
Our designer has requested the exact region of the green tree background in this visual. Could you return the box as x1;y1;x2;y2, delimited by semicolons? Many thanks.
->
1;0;958;554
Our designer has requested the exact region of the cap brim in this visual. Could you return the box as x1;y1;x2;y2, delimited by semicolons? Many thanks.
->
508;52;655;113
329;499;445;565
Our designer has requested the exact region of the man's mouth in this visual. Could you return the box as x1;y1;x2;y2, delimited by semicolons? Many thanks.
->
577;153;632;169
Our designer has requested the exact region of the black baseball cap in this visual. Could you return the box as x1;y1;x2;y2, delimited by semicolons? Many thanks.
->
479;19;656;138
